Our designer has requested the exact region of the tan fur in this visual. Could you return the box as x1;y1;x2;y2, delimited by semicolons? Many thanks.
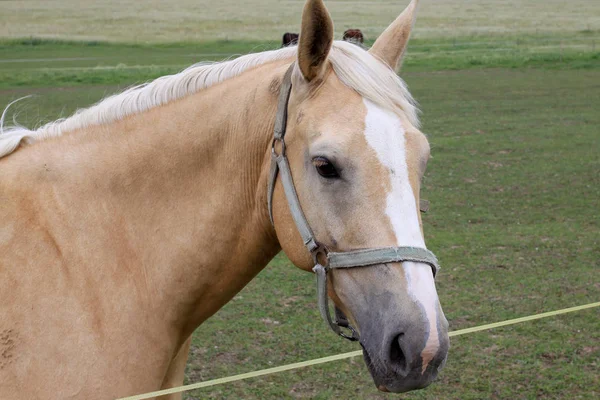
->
0;58;290;398
271;68;430;328
273;69;397;269
370;0;419;70
0;0;446;397
157;337;191;400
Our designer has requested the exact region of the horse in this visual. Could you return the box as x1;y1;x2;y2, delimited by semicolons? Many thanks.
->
343;28;364;44
0;0;449;398
282;32;299;47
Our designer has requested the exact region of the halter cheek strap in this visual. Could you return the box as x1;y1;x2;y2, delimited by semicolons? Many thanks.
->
267;64;440;341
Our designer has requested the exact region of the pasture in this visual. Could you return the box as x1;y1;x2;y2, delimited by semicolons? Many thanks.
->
1;0;599;42
1;1;599;399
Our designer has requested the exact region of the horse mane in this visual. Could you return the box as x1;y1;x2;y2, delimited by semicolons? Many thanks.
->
0;41;418;159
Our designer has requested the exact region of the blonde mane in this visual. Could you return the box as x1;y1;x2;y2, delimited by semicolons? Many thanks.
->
0;41;418;159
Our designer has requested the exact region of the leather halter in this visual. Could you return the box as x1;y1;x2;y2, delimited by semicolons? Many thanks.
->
267;64;440;341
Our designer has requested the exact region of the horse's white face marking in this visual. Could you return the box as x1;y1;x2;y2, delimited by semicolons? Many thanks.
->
362;98;441;368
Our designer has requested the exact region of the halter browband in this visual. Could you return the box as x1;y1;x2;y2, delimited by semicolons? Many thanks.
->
267;64;440;341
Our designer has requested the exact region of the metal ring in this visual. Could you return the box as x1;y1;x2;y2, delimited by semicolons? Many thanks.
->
311;243;329;268
338;324;359;341
271;137;286;157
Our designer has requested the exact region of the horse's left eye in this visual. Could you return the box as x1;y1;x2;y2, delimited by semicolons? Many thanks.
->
312;157;339;179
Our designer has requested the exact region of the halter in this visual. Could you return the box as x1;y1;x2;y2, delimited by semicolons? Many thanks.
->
267;64;440;341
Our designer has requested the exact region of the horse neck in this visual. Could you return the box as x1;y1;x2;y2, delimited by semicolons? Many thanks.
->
30;60;288;339
139;61;292;335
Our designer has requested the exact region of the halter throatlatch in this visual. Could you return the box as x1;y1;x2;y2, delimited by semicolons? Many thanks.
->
267;64;440;342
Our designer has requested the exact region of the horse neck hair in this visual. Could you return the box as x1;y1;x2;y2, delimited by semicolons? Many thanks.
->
0;41;418;160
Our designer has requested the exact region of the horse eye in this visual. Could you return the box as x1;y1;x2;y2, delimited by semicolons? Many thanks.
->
312;157;339;179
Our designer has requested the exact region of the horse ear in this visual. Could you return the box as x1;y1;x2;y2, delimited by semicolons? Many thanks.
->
298;0;334;82
369;0;419;71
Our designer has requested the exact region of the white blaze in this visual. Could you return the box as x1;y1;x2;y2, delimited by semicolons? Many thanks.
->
362;99;440;367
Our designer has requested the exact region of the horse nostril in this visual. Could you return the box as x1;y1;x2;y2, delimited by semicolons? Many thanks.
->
389;333;409;376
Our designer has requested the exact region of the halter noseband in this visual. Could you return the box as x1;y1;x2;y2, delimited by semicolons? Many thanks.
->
267;64;440;341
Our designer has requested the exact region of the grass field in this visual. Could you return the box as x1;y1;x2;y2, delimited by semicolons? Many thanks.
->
1;33;598;90
1;0;599;42
1;1;599;399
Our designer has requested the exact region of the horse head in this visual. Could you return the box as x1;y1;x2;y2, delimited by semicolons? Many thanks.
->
270;0;449;392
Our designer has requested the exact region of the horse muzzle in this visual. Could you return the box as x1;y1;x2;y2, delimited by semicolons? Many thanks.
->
358;308;450;393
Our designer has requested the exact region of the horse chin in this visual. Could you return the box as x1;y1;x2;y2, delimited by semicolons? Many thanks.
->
361;345;440;394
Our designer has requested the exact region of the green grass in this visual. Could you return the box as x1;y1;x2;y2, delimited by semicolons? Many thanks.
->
0;34;598;89
0;42;598;399
1;0;599;42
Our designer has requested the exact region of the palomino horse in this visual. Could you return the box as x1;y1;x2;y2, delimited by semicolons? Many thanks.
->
0;0;449;397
